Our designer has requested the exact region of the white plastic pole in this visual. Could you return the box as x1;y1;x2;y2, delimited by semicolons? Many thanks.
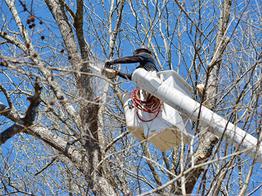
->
132;68;262;162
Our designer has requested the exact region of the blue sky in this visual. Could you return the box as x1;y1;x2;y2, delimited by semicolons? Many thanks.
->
0;0;261;195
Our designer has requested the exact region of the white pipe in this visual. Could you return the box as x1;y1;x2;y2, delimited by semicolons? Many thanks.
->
132;68;262;162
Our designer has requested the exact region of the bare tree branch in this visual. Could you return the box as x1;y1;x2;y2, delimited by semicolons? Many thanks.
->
0;79;41;144
0;0;260;195
184;0;232;193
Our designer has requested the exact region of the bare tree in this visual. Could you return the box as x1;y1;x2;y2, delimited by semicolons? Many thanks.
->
0;0;261;195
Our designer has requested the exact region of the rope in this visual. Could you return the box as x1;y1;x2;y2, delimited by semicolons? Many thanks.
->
131;88;162;122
